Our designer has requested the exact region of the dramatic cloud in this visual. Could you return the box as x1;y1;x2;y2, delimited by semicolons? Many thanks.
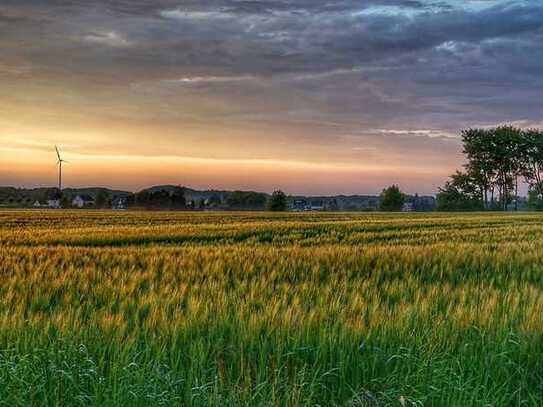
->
166;75;256;85
82;31;131;47
1;0;542;193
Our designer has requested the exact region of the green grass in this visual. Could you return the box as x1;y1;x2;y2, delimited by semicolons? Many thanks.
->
0;210;541;406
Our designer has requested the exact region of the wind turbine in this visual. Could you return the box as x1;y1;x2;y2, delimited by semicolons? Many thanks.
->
55;146;67;192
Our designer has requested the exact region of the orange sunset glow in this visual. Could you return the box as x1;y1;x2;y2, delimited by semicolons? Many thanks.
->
2;0;540;195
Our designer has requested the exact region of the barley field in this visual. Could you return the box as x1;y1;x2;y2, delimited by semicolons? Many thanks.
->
0;210;541;406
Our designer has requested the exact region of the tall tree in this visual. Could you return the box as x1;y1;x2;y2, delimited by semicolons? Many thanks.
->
459;126;521;210
461;128;495;208
268;190;287;211
520;129;543;198
436;170;485;211
379;185;405;211
170;188;186;208
490;126;522;210
527;188;543;211
95;189;111;208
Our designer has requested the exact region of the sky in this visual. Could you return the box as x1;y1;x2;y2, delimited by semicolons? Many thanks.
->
1;0;543;195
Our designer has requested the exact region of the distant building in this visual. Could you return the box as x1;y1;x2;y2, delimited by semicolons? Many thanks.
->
408;195;436;212
325;198;339;211
402;202;414;212
48;199;61;209
310;200;325;211
72;195;95;208
112;197;126;210
34;200;60;209
291;199;308;211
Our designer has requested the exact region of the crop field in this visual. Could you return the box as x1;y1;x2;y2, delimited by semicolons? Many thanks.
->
0;210;542;406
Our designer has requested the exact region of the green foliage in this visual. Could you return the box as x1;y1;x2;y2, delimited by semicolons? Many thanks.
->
0;210;541;406
436;171;485;211
95;189;111;208
327;198;339;211
208;194;222;207
135;187;186;209
527;187;543;210
226;191;267;210
60;195;71;209
379;185;405;211
124;194;135;208
442;126;543;211
43;187;61;201
268;190;287;211
521;129;543;197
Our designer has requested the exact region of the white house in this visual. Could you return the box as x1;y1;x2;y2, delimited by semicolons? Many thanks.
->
402;202;414;212
48;199;61;209
72;195;95;208
310;200;325;211
112;197;126;210
34;200;60;208
291;199;308;211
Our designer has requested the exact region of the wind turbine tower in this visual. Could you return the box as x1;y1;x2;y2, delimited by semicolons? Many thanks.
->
55;146;67;192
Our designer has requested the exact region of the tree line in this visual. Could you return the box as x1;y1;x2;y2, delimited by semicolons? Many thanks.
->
135;188;288;211
437;126;543;211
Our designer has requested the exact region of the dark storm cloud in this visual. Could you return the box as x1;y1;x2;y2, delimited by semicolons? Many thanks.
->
0;0;437;15
5;1;541;71
104;1;543;78
3;0;543;136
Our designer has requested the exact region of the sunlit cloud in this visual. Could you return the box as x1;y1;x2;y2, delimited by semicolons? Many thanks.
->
160;9;234;20
165;75;256;85
372;129;459;139
82;31;131;47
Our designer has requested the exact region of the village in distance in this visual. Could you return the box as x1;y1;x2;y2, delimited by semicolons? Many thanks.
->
0;184;438;212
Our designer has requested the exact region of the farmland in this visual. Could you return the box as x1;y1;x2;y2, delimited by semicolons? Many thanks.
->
0;210;541;406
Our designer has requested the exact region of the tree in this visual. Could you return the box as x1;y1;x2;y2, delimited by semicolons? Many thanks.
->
95;189;111;208
461;128;495;208
379;185;405;211
226;191;244;209
520;129;543;199
208;194;222;208
491;126;522;210
124;194;135;208
527;186;543;211
245;192;267;209
268;190;287;211
461;126;522;210
135;187;185;209
60;195;71;209
441;125;529;211
327;198;339;211
170;188;186;208
43;188;61;201
226;191;267;210
436;171;485;211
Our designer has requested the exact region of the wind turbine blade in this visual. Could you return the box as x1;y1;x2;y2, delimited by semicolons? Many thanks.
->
55;146;61;161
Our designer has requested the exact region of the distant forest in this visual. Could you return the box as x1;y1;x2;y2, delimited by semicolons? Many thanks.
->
0;185;437;212
438;126;543;211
